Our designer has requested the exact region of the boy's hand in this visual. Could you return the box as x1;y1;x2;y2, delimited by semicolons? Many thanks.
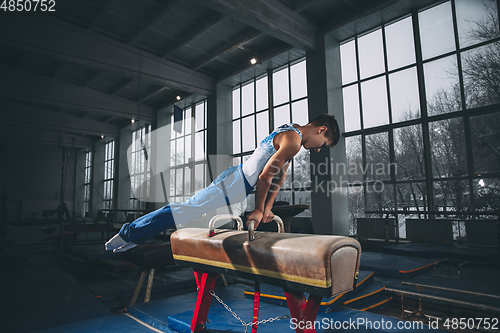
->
262;209;274;224
246;209;275;230
246;210;263;229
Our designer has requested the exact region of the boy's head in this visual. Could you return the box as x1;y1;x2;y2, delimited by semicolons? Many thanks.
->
308;114;340;147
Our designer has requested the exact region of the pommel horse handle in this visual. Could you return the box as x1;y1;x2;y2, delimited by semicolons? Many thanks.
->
248;215;285;241
208;214;244;236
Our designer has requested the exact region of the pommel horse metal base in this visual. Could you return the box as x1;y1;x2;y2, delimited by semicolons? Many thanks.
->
170;214;362;333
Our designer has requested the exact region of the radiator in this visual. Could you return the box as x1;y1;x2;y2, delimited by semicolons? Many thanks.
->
406;219;453;242
356;218;396;240
465;220;499;246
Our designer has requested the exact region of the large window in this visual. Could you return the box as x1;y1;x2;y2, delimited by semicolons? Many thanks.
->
341;0;500;234
170;101;207;203
83;150;92;216
103;140;115;210
130;124;151;209
232;59;311;216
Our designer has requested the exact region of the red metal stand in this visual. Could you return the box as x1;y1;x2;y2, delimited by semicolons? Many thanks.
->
285;290;322;333
251;282;261;333
190;272;321;333
191;270;218;332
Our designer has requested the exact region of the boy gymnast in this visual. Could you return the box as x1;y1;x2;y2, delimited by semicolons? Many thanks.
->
105;114;340;252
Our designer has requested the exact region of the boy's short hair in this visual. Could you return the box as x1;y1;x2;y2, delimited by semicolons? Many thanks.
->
309;114;340;146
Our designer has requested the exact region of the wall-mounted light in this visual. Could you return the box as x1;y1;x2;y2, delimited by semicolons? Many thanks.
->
131;119;135;124
250;58;257;65
101;135;104;139
176;95;181;100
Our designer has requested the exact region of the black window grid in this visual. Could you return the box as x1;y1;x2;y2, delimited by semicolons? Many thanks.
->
232;58;312;210
340;0;500;221
169;101;208;203
130;124;152;210
103;140;115;210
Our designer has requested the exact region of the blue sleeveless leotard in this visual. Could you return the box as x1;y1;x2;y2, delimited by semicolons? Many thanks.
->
117;123;302;245
242;123;302;186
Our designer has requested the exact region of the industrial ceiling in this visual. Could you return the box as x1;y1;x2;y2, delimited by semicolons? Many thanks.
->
0;0;410;147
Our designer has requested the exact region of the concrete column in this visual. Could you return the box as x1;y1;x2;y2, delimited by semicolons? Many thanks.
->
206;83;234;220
74;149;86;217
147;121;156;211
152;106;173;209
117;127;132;211
112;137;120;213
306;34;349;236
207;83;233;175
91;140;105;217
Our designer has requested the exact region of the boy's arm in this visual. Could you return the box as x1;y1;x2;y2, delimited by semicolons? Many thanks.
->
259;163;289;223
246;132;300;227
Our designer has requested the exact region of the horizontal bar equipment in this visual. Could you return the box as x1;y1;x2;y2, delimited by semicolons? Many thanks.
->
385;288;500;314
401;282;500;300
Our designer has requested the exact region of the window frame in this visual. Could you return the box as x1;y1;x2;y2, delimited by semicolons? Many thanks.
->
169;100;208;203
340;0;500;226
83;150;92;216
103;140;115;210
232;58;313;214
130;124;152;210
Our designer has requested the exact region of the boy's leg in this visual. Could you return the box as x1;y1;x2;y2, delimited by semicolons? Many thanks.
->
105;205;177;252
105;165;252;252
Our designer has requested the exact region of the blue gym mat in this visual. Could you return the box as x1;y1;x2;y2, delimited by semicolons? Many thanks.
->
360;252;436;278
0;247;111;333
164;284;443;332
30;277;449;332
120;283;444;332
36;312;175;333
241;270;376;311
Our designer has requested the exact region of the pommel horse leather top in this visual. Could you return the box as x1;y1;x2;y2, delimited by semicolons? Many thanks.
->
171;215;361;332
171;215;361;298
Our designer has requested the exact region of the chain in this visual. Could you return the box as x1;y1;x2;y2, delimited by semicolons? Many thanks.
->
209;290;290;333
209;290;247;328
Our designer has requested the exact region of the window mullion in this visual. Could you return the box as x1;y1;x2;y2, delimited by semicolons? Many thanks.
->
412;9;434;216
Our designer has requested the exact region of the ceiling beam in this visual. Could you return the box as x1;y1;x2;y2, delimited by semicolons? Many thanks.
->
128;0;182;46
104;116;117;123
88;0;118;30
340;0;359;11
0;13;214;95
139;86;170;103
80;0;99;8
237;44;260;57
278;0;295;9
279;0;323;12
0;126;95;148
52;63;66;79
162;13;224;58
217;43;294;83
294;0;324;12
196;0;317;50
0;100;120;138
141;0;162;8
111;78;135;95
0;64;156;121
193;29;261;71
321;0;399;33
16;52;26;68
156;93;194;112
83;71;103;88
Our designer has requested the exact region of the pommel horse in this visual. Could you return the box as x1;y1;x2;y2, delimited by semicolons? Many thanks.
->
170;214;361;333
